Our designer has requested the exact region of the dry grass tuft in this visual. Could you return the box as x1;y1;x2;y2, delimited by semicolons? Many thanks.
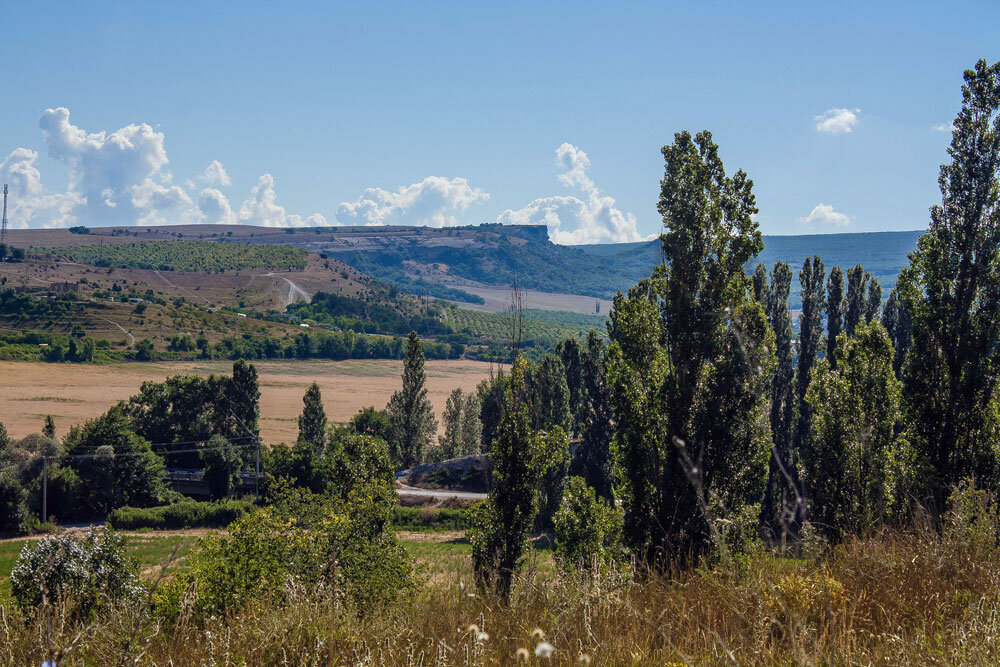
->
3;524;1000;665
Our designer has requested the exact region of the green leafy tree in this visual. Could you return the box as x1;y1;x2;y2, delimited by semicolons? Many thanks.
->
348;406;390;441
470;357;567;600
297;382;327;452
899;60;1000;505
0;421;10;454
134;339;155;361
762;262;798;532
201;434;241;500
606;131;774;568
0;469;30;533
826;266;845;369
803;322;907;539
881;288;912;377
385;331;437;468
845;264;870;337
65;406;166;517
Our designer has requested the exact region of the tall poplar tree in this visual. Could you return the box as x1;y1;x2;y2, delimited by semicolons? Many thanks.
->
606;131;774;568
470;357;566;600
881;288;912;377
796;256;826;454
762;262;797;531
804;322;905;539
899;60;1000;504
865;278;883;322
576;329;614;501
845;264;870;337
297;382;327;452
386;332;438;469
826;267;845;369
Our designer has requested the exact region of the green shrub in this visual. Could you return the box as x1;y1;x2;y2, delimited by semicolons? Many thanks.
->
553;476;623;572
392;506;469;531
107;499;256;530
10;528;143;616
155;487;411;621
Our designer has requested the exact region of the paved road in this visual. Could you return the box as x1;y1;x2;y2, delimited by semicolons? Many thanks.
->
396;487;486;501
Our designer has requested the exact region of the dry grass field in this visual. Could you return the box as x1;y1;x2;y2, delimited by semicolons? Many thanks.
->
0;358;496;444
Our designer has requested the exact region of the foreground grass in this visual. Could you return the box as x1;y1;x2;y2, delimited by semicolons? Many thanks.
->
3;525;1000;664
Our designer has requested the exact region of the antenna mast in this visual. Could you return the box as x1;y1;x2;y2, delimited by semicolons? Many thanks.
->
1;184;7;246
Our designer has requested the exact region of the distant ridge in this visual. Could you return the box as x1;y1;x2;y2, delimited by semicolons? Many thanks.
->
6;224;924;308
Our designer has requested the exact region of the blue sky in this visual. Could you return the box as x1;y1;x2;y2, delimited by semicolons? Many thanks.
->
0;1;997;242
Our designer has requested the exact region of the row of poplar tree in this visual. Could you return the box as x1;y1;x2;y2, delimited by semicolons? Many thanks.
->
464;59;1000;595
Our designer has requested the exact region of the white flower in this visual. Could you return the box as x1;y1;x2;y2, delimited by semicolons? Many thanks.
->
535;641;556;658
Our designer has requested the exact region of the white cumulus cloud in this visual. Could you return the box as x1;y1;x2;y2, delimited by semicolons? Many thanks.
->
498;143;644;244
336;176;489;227
934;121;956;133
200;160;232;186
0;147;83;228
193;188;237;224
815;108;860;134
238;174;327;227
799;203;852;227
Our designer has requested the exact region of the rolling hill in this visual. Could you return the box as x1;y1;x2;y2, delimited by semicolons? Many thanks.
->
5;223;925;312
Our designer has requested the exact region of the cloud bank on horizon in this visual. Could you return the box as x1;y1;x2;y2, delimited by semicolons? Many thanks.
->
0;108;651;244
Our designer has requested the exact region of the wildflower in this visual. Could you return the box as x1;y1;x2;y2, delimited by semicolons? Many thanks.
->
578;654;592;664
535;641;555;658
515;648;530;661
477;631;490;642
531;627;546;640
467;624;480;634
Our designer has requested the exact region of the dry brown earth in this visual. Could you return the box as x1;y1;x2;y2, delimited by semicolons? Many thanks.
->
0;358;495;445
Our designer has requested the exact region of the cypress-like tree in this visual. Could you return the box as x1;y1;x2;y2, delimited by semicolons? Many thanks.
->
845;264;870;337
0;422;9;454
556;337;585;436
385;331;438;469
297;382;327;452
826;267;845;369
439;388;465;460
42;415;56;440
803;322;906;539
881;288;912;377
865;278;883;322
606;131;774;568
899;60;1000;505
469;357;567;600
460;392;482;456
528;354;571;433
577;329;615;501
762;262;798;533
796;256;826;454
752;262;768;304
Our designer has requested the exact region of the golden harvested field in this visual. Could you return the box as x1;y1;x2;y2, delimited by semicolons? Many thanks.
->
0;359;496;445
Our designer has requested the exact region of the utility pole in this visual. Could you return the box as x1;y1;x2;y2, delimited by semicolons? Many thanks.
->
1;184;8;246
41;456;48;523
